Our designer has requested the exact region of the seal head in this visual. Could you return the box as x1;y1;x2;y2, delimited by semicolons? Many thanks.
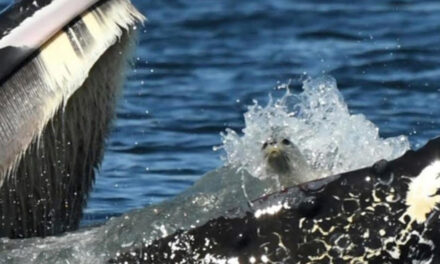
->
262;136;316;187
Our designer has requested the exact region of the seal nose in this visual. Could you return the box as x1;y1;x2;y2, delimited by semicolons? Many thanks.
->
266;145;282;159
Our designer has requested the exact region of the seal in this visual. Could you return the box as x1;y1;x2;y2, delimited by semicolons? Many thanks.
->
262;134;317;188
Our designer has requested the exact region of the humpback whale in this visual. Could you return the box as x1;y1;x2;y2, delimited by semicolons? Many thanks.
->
110;137;440;263
0;0;144;238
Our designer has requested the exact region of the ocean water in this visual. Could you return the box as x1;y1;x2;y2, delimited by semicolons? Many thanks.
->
84;0;440;226
1;0;440;262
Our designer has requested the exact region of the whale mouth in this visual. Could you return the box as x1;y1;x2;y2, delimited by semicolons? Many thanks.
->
0;0;145;239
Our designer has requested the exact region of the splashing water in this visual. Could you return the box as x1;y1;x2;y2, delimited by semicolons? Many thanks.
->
220;76;410;181
0;76;412;264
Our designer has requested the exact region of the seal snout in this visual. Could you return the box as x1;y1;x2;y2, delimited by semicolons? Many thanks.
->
266;145;282;159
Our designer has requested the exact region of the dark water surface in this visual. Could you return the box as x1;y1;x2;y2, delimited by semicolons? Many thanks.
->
3;0;440;226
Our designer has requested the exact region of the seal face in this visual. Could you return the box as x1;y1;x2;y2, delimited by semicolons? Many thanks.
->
262;135;316;187
262;138;294;175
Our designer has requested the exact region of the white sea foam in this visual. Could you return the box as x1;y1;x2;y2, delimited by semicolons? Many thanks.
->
219;76;410;181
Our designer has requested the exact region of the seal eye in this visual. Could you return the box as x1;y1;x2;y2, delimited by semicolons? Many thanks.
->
282;139;291;145
262;142;268;150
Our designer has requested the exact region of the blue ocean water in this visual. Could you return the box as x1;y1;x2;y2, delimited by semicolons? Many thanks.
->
81;0;440;226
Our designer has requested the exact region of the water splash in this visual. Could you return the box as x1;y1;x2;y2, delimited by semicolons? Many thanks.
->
219;76;410;181
0;76;412;264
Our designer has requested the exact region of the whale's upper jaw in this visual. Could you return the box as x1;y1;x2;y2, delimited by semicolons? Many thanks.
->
0;0;144;238
0;0;145;185
0;0;110;84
